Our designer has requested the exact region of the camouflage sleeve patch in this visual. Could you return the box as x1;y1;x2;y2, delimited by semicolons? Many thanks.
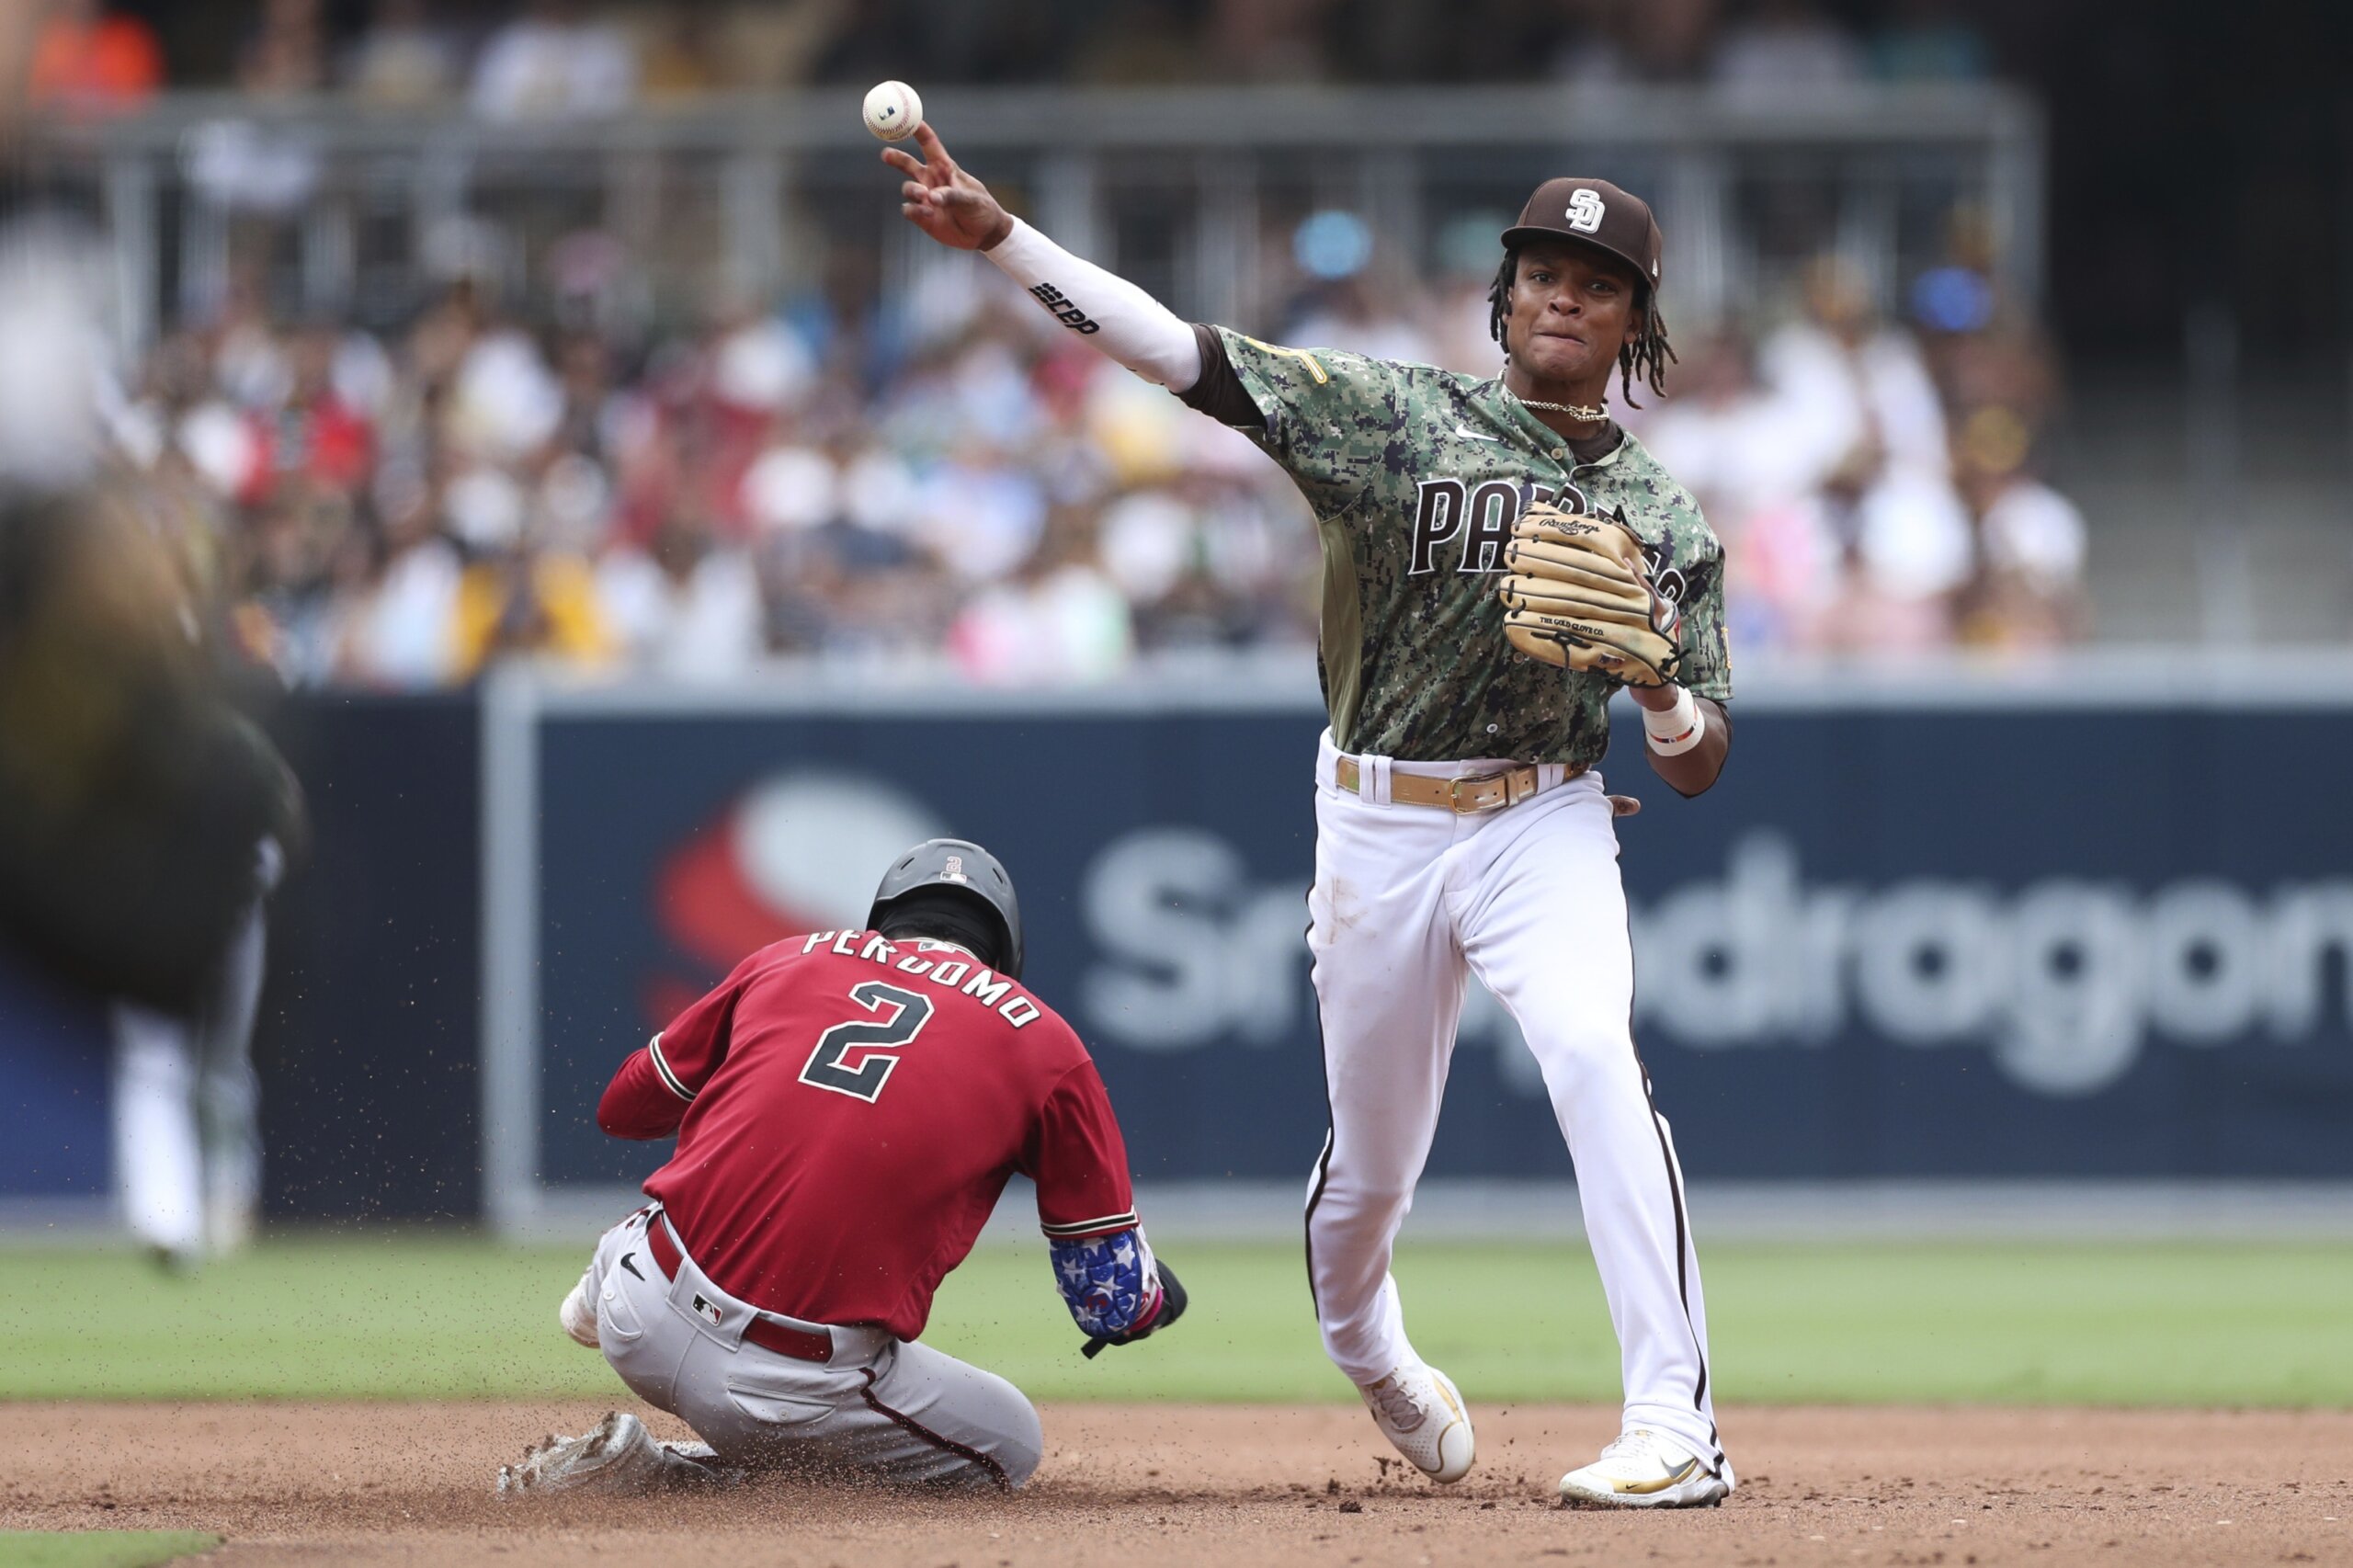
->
1211;326;1407;513
1667;518;1733;704
1608;439;1733;707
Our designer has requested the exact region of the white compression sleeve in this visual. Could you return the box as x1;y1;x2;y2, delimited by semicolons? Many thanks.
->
983;218;1203;392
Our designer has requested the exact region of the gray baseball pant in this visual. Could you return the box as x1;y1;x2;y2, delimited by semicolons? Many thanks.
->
579;1206;1043;1490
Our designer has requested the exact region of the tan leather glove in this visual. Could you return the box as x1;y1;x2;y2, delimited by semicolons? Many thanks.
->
1496;506;1683;687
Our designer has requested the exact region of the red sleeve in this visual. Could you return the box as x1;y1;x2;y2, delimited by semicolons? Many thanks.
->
596;955;757;1139
1023;1058;1138;1240
597;1043;680;1140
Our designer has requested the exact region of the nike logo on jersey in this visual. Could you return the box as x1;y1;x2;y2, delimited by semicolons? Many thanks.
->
1453;424;1499;442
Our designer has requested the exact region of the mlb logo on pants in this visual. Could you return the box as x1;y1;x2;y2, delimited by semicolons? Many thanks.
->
692;1293;723;1326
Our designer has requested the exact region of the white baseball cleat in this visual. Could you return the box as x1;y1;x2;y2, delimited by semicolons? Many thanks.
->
1358;1363;1475;1483
498;1412;669;1496
558;1271;600;1347
495;1411;738;1496
1557;1428;1728;1508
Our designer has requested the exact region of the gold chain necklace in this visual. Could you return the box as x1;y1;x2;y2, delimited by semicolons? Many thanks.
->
1510;391;1608;423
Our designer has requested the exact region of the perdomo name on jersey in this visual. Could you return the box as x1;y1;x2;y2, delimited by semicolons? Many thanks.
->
798;929;1041;1028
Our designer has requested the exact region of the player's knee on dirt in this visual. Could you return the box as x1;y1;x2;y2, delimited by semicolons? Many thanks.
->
876;1392;1040;1492
858;1341;1045;1491
949;1369;1042;1489
995;1402;1044;1490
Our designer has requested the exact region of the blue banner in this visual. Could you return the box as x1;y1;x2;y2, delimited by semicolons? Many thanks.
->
0;944;110;1199
528;694;2353;1187
0;693;485;1219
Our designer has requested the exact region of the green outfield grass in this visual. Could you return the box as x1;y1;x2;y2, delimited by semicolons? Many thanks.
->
0;1533;219;1567
2;1236;2347;1406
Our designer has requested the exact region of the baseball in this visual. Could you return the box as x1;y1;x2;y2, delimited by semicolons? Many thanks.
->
862;81;923;142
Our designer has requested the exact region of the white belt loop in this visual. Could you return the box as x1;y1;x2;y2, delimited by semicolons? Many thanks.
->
1364;753;1393;808
829;1323;892;1363
1317;729;1352;798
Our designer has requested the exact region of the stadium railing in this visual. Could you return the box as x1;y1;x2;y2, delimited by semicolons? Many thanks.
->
23;83;2041;354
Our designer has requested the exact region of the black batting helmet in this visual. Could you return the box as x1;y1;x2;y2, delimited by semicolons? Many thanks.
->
867;837;1026;980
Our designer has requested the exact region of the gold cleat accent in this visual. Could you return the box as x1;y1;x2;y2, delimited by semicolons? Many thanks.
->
1613;1456;1700;1494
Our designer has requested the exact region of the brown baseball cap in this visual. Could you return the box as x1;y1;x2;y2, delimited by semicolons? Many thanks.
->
1501;177;1664;294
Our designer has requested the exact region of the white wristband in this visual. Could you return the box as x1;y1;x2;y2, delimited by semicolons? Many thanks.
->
983;219;1204;391
1642;687;1706;756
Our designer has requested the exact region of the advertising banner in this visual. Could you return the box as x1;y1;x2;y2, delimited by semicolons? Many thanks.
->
504;680;2353;1203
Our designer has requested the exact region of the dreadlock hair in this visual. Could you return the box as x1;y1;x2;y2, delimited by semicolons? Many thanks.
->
1486;246;1677;409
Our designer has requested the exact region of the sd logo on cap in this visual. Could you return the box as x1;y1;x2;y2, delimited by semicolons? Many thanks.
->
1503;177;1665;288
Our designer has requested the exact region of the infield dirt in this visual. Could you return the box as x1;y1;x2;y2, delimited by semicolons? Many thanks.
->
2;1403;2346;1567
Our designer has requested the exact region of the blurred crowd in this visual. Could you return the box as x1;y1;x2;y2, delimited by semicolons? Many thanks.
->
31;0;1998;115
38;0;2083;688
1631;253;2086;655
103;201;2082;692
112;255;1325;688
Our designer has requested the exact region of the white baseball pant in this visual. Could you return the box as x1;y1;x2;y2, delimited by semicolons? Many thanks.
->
1302;730;1728;1479
113;870;272;1260
576;1207;1043;1490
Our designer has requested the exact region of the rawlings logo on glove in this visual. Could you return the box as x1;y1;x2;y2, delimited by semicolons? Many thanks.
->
1496;506;1683;687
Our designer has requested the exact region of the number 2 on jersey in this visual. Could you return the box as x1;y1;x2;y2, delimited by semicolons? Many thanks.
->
800;981;934;1103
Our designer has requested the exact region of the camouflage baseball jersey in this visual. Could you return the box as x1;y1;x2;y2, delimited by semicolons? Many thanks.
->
1203;326;1732;765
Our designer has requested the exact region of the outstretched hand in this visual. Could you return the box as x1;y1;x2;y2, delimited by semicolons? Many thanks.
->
881;124;1014;252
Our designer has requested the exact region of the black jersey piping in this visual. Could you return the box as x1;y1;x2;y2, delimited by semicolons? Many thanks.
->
1626;917;1726;1477
1301;892;1336;1315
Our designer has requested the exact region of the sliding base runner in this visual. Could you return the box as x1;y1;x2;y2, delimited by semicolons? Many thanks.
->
498;838;1188;1495
885;117;1739;1506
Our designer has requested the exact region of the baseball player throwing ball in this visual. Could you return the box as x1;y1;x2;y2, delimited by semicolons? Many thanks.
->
500;839;1187;1494
887;122;1733;1507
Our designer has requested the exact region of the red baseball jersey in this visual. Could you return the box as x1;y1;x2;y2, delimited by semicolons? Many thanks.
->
597;929;1139;1341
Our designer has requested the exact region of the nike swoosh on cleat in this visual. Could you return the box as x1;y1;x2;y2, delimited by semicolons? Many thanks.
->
1616;1458;1702;1494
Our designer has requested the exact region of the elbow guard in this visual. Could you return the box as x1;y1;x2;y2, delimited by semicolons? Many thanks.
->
1049;1226;1162;1340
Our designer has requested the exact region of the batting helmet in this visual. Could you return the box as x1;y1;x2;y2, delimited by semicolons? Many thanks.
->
867;837;1026;981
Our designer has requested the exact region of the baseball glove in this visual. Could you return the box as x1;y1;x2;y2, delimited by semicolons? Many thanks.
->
1496;506;1682;687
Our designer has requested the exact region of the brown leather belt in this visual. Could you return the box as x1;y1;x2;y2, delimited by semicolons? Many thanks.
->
644;1215;835;1365
1335;756;1585;814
